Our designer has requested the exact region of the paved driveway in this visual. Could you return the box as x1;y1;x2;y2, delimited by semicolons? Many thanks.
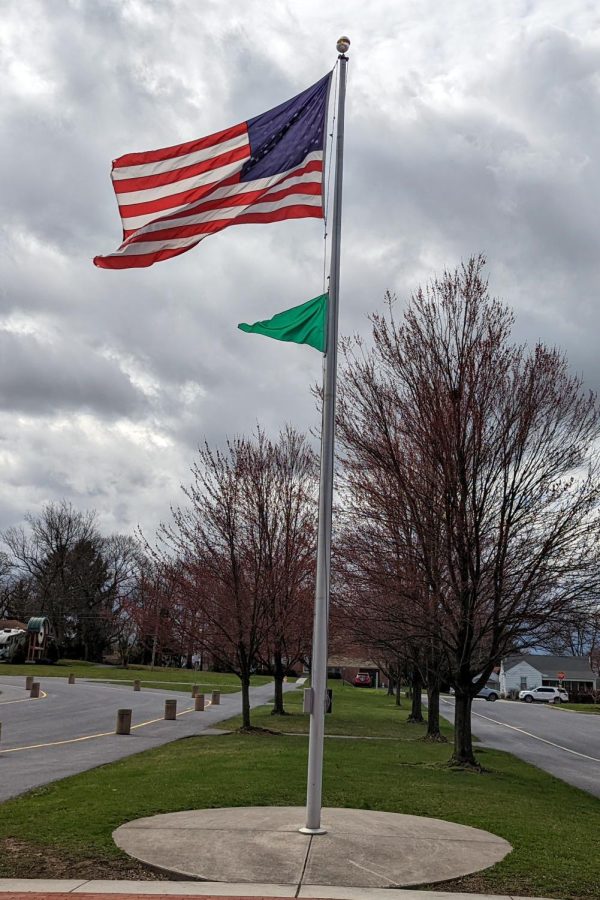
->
0;676;291;802
440;695;600;798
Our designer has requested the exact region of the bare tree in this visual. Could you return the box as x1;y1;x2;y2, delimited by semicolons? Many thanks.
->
541;603;600;660
2;503;146;661
158;427;315;728
335;504;445;737
337;256;600;767
250;427;317;714
102;536;148;667
0;552;13;619
3;502;94;633
333;403;446;736
2;501;104;650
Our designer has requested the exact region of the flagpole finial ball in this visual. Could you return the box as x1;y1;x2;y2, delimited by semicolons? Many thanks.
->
336;36;350;55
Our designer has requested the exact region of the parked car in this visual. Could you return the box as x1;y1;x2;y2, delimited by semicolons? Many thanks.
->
476;686;499;702
353;672;372;687
519;686;569;704
448;685;498;700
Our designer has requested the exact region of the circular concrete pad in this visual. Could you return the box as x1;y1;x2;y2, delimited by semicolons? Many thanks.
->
113;806;511;889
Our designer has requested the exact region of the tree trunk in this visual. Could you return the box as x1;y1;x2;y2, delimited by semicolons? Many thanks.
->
271;651;288;715
241;673;251;729
394;678;402;706
387;679;394;696
451;692;479;767
272;674;284;714
425;681;446;742
407;668;424;723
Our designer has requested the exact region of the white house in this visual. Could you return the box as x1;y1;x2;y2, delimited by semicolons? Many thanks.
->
500;654;598;696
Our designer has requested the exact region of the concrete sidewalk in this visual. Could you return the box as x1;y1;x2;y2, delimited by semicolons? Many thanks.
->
0;880;561;899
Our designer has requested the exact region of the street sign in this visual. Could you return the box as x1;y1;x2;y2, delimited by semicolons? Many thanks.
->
557;671;566;680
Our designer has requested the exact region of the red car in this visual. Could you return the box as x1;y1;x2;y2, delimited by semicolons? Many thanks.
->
353;672;372;687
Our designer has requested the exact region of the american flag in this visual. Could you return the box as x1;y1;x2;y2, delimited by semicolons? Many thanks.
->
94;73;332;269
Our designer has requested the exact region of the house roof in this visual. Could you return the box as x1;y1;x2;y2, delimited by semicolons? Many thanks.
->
503;654;595;680
0;619;27;631
328;656;379;669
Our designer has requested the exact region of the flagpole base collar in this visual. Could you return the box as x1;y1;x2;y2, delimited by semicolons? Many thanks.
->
299;826;327;835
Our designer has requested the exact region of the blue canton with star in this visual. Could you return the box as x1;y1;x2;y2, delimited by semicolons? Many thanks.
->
241;73;332;181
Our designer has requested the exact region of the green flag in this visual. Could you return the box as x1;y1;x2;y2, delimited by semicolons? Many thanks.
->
238;293;327;353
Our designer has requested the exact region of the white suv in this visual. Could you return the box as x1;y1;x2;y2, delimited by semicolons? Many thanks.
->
519;686;569;704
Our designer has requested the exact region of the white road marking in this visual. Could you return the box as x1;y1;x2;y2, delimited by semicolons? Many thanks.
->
442;697;600;763
0;701;211;754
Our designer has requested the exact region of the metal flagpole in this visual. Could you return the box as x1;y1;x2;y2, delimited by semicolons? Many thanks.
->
300;36;350;836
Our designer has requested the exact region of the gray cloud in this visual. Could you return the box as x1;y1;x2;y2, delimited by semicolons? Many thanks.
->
0;329;144;416
2;0;600;539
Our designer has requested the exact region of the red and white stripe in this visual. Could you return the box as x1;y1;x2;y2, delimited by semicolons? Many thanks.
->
94;122;324;269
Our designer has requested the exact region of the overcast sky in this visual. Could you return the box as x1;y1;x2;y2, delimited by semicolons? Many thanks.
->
2;0;600;540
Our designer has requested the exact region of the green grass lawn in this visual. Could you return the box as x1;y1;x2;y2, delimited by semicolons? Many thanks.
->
227;680;444;737
556;703;600;715
1;687;599;898
0;661;270;694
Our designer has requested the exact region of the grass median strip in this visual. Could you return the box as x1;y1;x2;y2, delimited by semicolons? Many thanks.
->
0;662;271;694
556;703;600;715
222;681;437;737
0;687;598;898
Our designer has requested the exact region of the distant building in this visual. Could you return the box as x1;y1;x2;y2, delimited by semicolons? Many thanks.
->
500;654;598;695
0;619;27;631
327;655;384;687
486;669;500;688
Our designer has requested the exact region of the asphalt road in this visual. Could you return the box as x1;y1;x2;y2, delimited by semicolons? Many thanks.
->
440;695;600;798
0;675;294;802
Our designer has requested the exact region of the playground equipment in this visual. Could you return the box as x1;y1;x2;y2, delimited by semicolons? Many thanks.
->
25;617;51;662
0;627;26;662
0;616;54;663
